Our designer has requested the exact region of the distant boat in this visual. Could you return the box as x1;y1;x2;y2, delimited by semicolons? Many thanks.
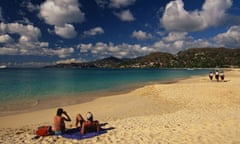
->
0;65;7;69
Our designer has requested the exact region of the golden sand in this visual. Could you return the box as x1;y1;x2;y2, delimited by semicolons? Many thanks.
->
0;69;240;144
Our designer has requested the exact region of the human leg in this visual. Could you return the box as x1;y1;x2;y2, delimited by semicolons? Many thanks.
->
75;114;85;127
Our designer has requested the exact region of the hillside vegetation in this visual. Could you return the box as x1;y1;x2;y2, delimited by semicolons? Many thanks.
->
46;48;240;68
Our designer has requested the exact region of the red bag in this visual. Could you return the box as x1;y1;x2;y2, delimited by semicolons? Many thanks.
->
36;126;53;136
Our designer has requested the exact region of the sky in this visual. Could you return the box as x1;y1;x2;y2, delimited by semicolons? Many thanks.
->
0;0;240;67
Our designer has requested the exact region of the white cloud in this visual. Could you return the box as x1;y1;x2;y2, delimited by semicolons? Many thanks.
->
132;30;152;40
56;58;81;64
83;27;104;37
40;0;85;26
55;24;77;39
0;22;41;41
110;0;136;8
161;0;233;32
0;47;18;55
114;10;135;21
0;22;75;58
39;0;85;38
0;23;46;55
77;43;92;53
0;22;69;58
0;34;13;43
153;32;212;54
215;26;240;48
162;32;188;42
42;47;74;58
77;42;154;59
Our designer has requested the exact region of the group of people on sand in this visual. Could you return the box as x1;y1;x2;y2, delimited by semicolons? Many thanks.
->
53;108;100;135
209;70;224;82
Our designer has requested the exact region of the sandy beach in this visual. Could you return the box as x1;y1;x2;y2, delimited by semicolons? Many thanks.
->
0;69;240;144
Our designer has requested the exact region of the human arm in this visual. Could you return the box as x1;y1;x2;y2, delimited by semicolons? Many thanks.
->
95;121;100;132
80;122;86;135
62;111;71;122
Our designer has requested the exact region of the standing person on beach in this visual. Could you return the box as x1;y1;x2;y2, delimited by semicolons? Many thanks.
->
209;71;213;80
54;108;71;135
215;70;219;82
220;71;224;81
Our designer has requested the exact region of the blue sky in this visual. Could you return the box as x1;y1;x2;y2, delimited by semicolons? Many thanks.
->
0;0;240;67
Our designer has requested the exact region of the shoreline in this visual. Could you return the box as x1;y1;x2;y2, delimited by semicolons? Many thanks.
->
0;68;231;117
0;68;239;143
0;74;192;117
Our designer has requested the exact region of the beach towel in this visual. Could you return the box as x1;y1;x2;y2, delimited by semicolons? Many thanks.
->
36;126;53;136
62;127;106;140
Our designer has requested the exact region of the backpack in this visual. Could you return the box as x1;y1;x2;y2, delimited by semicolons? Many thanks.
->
36;126;53;136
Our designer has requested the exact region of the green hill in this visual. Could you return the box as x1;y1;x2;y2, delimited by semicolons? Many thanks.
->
46;48;240;68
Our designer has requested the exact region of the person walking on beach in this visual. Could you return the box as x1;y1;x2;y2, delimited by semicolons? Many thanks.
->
220;71;224;81
215;70;219;82
209;71;213;80
54;108;71;135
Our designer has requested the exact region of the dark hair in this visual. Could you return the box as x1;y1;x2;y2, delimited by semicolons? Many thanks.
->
57;108;63;116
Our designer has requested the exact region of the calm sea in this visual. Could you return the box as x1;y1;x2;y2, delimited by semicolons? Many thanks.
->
0;68;210;115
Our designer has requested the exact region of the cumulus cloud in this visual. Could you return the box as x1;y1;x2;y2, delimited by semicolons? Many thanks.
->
109;0;136;8
153;32;212;54
39;0;85;26
132;30;153;40
76;34;214;60
114;10;135;21
77;42;154;59
77;43;92;53
0;34;14;43
215;26;240;48
39;0;85;38
0;22;41;41
83;27;104;37
43;47;74;58
55;24;77;39
161;0;233;32
0;47;19;55
162;32;188;42
0;22;74;58
56;58;82;64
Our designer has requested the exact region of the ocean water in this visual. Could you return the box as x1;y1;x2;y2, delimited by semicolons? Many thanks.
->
0;68;210;114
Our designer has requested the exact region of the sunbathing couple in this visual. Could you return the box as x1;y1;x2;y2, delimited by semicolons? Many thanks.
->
54;108;100;135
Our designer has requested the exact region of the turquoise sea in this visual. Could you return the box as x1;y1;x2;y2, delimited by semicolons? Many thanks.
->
0;68;210;115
